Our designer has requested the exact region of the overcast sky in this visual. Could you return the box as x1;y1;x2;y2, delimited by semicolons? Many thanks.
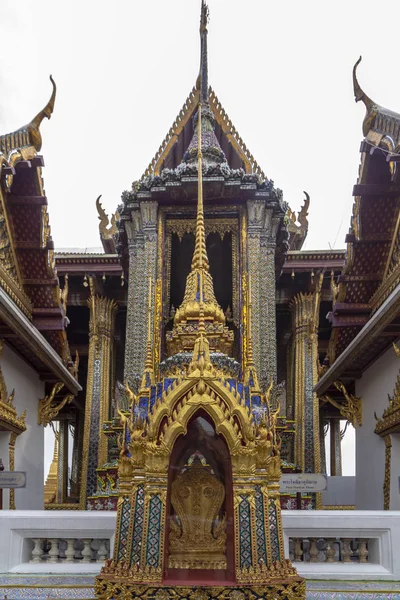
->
2;0;400;252
4;1;390;479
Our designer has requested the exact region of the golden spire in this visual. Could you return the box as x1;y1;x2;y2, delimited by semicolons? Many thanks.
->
244;275;260;390
166;97;233;356
140;278;155;392
191;104;209;274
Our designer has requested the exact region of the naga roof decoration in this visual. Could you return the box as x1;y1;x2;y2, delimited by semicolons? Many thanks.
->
0;75;56;160
353;56;400;145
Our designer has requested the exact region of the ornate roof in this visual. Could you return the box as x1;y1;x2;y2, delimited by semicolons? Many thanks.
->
322;58;400;375
0;78;77;388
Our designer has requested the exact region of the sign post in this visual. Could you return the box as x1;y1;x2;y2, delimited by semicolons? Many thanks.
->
0;468;26;508
280;474;327;509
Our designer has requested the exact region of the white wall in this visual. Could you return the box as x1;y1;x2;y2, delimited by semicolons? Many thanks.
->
0;343;45;509
322;476;356;506
355;345;399;510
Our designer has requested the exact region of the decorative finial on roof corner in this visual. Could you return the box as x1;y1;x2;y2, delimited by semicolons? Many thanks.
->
28;75;56;151
353;57;377;136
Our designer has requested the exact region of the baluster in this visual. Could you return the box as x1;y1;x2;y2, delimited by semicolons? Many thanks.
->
30;538;43;563
294;538;303;562
65;539;75;563
357;539;369;563
309;538;319;563
288;538;294;562
342;538;352;563
75;539;83;560
41;539;51;561
48;538;59;563
82;538;93;563
58;539;67;561
97;540;108;563
326;539;336;563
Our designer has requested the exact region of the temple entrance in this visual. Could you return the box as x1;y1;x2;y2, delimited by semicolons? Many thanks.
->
164;412;235;584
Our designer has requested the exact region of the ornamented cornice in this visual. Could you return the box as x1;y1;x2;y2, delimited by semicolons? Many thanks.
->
166;218;238;240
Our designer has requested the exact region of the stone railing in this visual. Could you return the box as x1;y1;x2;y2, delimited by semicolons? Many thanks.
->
289;537;369;563
282;510;400;580
29;538;110;564
1;509;400;578
0;510;116;573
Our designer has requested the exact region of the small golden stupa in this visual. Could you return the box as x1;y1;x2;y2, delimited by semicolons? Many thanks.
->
95;3;304;598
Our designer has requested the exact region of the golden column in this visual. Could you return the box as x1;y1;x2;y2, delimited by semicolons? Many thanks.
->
290;275;322;475
80;283;117;508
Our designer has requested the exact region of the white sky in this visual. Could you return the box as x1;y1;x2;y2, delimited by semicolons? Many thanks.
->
3;1;387;484
1;0;400;251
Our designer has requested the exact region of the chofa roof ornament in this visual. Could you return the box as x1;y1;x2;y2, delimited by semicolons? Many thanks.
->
353;56;377;137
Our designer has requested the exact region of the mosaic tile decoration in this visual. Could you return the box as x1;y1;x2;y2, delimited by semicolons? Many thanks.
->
254;485;267;565
268;497;280;563
145;494;162;568
116;495;131;562
238;495;252;569
130;485;145;567
2;577;400;599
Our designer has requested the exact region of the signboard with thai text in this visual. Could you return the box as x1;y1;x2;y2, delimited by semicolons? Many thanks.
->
0;471;26;489
279;473;327;493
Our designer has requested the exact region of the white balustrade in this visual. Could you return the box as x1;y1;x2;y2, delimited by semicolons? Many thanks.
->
25;537;110;565
289;537;370;564
1;509;400;579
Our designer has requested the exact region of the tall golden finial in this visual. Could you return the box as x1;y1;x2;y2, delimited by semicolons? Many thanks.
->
244;275;260;390
140;278;155;392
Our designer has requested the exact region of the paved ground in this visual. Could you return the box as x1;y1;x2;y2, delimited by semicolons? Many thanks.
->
1;575;400;599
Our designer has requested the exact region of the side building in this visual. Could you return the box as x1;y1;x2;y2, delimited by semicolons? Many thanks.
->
0;78;80;509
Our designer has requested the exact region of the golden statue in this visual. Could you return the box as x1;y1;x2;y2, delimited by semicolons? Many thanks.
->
169;457;227;569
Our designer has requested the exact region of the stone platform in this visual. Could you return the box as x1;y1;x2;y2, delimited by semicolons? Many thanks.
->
1;576;400;599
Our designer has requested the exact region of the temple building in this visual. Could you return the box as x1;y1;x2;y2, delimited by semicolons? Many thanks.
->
1;2;400;593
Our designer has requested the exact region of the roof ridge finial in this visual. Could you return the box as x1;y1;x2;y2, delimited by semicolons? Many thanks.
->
353;57;378;136
353;57;374;113
28;75;56;151
198;0;210;103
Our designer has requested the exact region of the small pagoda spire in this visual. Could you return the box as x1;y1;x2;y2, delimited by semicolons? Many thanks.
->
166;81;233;356
191;103;209;273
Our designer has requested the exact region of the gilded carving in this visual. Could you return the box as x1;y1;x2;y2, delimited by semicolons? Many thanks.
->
168;459;227;569
96;195;118;239
38;382;74;427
